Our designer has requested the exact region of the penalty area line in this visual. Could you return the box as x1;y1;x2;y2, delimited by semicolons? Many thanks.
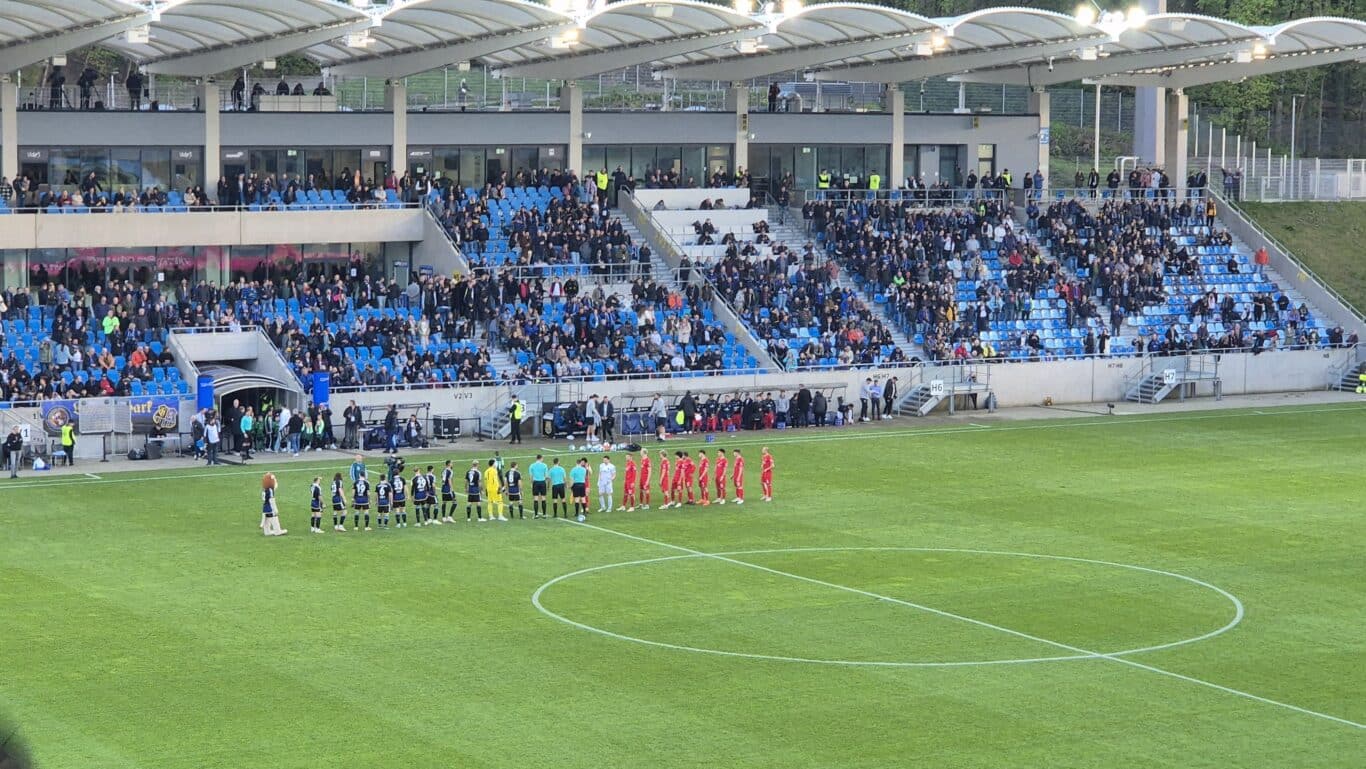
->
560;518;1365;732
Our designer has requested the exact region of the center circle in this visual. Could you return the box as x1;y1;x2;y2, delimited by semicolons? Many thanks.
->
531;547;1245;667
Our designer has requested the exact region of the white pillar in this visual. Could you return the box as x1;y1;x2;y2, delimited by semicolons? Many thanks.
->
889;86;905;188
730;82;749;176
1163;89;1188;190
201;81;220;199
1133;0;1168;164
1;77;17;182
560;83;583;178
1028;87;1050;187
387;80;407;175
954;82;968;114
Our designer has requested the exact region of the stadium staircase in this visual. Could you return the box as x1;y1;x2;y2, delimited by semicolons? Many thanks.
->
1122;354;1222;404
1329;359;1366;392
894;364;992;416
765;213;926;360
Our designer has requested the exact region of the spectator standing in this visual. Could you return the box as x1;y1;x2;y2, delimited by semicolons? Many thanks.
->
384;404;399;454
882;376;897;419
125;67;143;110
343;400;361;450
204;417;221;466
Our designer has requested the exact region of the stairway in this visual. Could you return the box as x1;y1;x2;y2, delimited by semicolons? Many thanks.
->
896;384;943;417
1332;362;1365;392
1125;374;1178;404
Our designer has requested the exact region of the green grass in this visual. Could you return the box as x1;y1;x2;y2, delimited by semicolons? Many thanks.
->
2;404;1365;768
1239;201;1366;314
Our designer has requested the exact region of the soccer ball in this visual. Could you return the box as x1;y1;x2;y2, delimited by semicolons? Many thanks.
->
576;514;586;522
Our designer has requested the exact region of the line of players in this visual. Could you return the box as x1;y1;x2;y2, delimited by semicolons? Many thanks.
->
302;447;775;532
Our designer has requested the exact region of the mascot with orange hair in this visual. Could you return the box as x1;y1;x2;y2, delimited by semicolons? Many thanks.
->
261;472;287;536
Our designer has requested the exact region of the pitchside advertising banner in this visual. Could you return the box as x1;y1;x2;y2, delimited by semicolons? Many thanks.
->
40;396;181;435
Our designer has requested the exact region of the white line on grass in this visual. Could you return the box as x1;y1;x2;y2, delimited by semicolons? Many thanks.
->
559;519;1365;731
84;473;102;479
531;546;1245;668
1;403;1362;492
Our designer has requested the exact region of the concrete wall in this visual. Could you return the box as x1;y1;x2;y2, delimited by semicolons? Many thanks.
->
173;331;258;362
634;189;752;209
0;209;423;250
651;208;766;231
18;111;207;146
408;211;470;278
319;348;1352;424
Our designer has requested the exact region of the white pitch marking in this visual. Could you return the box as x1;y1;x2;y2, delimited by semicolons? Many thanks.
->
560;520;1365;731
1;403;1362;492
532;546;1244;667
84;473;102;479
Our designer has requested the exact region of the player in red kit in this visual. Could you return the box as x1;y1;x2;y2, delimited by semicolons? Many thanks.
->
679;451;696;505
696;450;711;506
760;447;775;502
638;449;652;510
658;450;672;509
731;448;745;504
713;448;728;505
620;455;637;511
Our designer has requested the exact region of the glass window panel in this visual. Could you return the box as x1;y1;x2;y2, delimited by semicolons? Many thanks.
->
80;149;111;190
865;144;887;182
706;145;730;177
141;149;170;191
459;147;484;189
112;149;141;190
50;149;81;190
333;150;361;188
539;146;564;173
511;147;537;184
581;147;605;178
304;150;328;188
485;147;506;185
625;145;652;181
680;146;704;187
282;149;302;182
172;149;199;191
903;145;919;184
604;146;629;177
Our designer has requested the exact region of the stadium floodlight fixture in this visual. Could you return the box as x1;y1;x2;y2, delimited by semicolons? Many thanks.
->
733;0;754;14
931;33;948;50
1075;3;1097;27
781;0;803;16
913;41;934;57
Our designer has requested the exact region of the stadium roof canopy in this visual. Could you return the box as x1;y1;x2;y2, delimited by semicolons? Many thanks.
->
0;0;1360;86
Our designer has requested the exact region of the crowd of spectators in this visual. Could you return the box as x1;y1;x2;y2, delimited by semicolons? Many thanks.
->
702;229;904;369
807;195;1031;362
495;277;735;380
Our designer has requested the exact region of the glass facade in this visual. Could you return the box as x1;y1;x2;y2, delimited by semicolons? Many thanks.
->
221;147;389;188
582;145;730;186
749;144;888;190
420;145;565;188
17;147;202;194
3;242;386;292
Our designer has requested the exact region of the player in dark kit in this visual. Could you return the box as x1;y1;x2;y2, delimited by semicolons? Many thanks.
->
505;461;525;519
353;474;372;531
391;471;408;527
412;467;431;525
331;473;348;531
440;460;457;523
465;461;484;521
309;476;324;533
375;476;392;528
424;466;440;525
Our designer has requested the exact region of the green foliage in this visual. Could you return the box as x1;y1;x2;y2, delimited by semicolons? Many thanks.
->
1240;202;1366;313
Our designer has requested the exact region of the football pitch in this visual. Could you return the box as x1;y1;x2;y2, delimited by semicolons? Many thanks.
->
2;403;1363;768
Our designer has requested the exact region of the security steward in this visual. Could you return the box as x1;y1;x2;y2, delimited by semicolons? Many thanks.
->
60;421;76;466
508;396;525;445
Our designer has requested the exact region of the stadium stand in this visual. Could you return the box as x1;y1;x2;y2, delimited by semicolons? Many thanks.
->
648;201;906;371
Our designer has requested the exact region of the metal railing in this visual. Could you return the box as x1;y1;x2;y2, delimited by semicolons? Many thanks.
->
795;188;1008;207
1211;190;1365;323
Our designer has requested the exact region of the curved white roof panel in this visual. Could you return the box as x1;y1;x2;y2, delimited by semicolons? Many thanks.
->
0;1;1356;85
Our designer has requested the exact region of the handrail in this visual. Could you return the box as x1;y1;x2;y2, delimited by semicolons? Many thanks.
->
0;200;426;214
1211;190;1365;323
